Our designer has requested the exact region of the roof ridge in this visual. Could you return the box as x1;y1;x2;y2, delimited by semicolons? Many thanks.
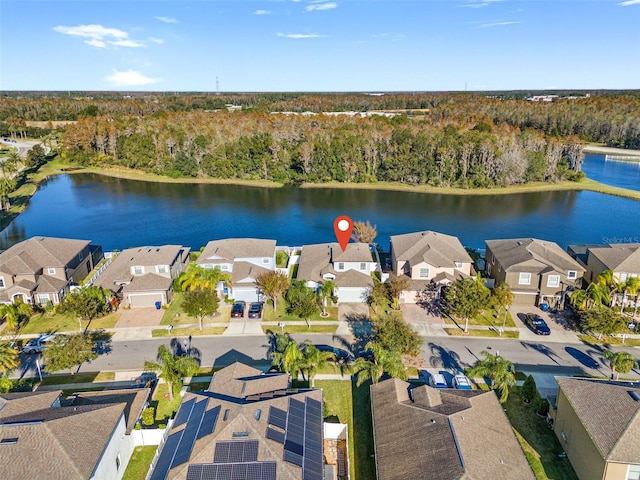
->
606;401;640;461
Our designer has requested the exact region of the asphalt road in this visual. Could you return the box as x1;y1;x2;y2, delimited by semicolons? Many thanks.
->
15;334;640;380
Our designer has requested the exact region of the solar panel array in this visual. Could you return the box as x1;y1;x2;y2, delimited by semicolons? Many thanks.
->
186;463;277;480
267;406;287;430
265;426;285;444
213;440;259;463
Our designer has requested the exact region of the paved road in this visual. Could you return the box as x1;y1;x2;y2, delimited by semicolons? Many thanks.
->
14;334;640;381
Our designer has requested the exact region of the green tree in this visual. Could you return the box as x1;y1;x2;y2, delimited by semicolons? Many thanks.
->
270;334;304;379
444;277;491;333
602;350;638;380
300;341;334;387
26;143;46;169
0;300;32;331
255;270;290;312
367;280;390;314
144;344;200;401
580;307;627;340
292;294;320;328
351;220;377;244
466;351;516;403
372;313;422;359
352;342;406;387
0;343;19;376
521;374;537;403
618;277;640;314
386;274;410;310
57;286;112;331
43;333;98;375
182;286;219;331
178;264;231;292
0;177;16;211
318;280;338;316
491;282;513;317
570;283;611;310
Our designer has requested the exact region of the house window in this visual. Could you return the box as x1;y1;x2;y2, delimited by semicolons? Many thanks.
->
486;264;492;276
621;273;628;282
255;409;262;421
419;267;430;278
0;277;5;289
221;264;230;271
455;262;463;269
547;275;560;288
78;253;83;261
337;263;344;271
519;272;531;285
133;266;143;275
360;262;366;271
223;409;230;421
567;270;577;280
491;254;496;264
627;465;640;480
37;294;50;304
48;267;56;275
263;258;270;264
157;265;167;274
116;453;121;471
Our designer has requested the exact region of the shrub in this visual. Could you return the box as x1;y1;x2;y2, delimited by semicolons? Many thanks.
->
158;423;167;430
142;407;155;427
134;423;142;431
521;375;537;403
533;397;550;417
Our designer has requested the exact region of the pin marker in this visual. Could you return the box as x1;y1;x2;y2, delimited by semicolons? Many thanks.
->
333;215;353;252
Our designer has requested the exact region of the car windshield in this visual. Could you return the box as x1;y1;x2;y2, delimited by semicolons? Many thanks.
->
250;305;260;311
533;319;546;325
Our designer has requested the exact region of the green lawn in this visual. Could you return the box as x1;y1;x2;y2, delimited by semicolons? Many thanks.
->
316;379;376;480
19;312;120;335
262;325;338;334
122;446;157;480
445;327;519;338
39;371;115;386
151;326;227;337
577;333;640;347
444;308;516;328
261;301;338;322
505;387;578;480
160;292;230;326
149;382;183;427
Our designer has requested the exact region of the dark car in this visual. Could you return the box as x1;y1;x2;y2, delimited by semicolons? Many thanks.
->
248;302;263;319
524;313;551;335
313;344;352;363
231;301;246;318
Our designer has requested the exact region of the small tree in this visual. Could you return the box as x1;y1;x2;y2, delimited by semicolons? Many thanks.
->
292;294;321;328
43;333;98;375
144;344;200;401
352;342;406;387
466;351;516;403
444;277;491;333
367;281;390;314
533;397;550;417
256;271;290;312
142;407;155;427
602;350;638;380
271;334;304;379
386;274;410;310
0;342;19;377
318;280;338;316
580;307;627;340
372;313;422;360
351;220;377;244
57;286;112;331
0;301;32;331
491;282;513;317
521;374;537;403
300;342;334;387
182;287;219;331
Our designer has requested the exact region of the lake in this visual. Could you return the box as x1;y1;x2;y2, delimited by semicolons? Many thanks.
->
582;153;640;192
1;155;638;252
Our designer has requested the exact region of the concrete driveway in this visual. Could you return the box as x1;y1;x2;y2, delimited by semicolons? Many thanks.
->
338;303;369;322
115;307;165;328
510;306;580;343
400;303;445;325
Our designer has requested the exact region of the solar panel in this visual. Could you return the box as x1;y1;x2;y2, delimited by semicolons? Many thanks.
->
213;440;259;464
267;406;287;429
197;405;220;440
173;397;196;427
213;441;230;463
187;462;277;480
266;426;285;444
149;430;184;480
283;449;304;467
172;398;208;467
186;464;203;480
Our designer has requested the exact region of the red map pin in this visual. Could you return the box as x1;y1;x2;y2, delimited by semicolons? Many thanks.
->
333;215;353;252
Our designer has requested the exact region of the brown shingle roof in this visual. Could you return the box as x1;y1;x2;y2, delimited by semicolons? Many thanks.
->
588;244;640;273
391;231;472;268
69;388;150;434
297;242;374;286
122;273;173;293
0;237;91;275
486;238;584;274
198;238;276;264
556;377;640;462
371;378;535;480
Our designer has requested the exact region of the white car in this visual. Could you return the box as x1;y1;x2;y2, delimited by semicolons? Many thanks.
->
429;373;449;389
452;374;473;390
22;334;57;354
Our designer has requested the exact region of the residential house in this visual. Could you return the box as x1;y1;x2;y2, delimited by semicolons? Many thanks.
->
196;238;277;303
0;388;149;480
94;245;190;308
149;362;324;480
389;230;474;303
553;377;640;480
485;238;585;307
582;243;640;284
0;236;101;306
296;242;376;303
370;378;535;480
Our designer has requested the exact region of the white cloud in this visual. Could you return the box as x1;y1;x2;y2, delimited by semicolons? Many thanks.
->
619;0;640;5
477;21;522;28
459;3;489;8
53;24;146;48
253;9;271;15
105;70;161;86
155;16;178;23
277;32;324;39
306;2;337;11
148;37;164;44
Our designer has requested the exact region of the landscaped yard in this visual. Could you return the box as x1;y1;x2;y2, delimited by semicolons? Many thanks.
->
445;327;519;338
578;333;640;347
262;325;338;334
505;387;579;480
122;446;157;480
19;311;120;334
261;300;338;322
148;382;183;427
160;292;231;326
443;308;516;328
39;371;115;386
151;326;227;337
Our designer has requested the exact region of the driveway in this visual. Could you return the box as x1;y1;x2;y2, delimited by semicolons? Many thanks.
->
510;306;580;343
115;307;165;328
400;302;445;325
338;303;369;322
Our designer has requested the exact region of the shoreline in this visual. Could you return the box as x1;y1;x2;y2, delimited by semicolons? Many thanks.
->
583;144;640;159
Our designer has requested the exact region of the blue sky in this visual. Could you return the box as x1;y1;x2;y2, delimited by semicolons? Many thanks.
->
1;0;639;92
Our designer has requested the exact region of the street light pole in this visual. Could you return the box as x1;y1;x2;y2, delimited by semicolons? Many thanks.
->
500;305;509;337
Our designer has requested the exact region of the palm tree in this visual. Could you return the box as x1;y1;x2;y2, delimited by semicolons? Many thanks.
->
351;220;377;244
602;350;638;380
144;344;200;401
570;282;611;310
352;342;406;387
271;334;304;380
318;280;337;316
0;342;19;376
255;271;289;312
179;264;231;293
618;277;640;314
466;351;516;403
0;301;32;331
300;341;334;387
0;177;16;211
597;270;619;307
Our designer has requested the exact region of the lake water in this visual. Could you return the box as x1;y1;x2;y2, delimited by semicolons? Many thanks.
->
1;155;638;252
582;153;640;191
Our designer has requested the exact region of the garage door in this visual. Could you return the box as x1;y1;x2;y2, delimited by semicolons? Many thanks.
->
232;288;260;303
512;292;539;306
129;293;164;308
337;287;367;303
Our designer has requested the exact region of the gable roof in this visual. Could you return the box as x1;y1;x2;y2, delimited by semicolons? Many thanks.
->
371;378;534;480
0;237;91;275
556;377;640;463
231;261;272;286
588;244;640;273
297;243;373;286
486;238;584;274
150;362;323;480
198;239;276;264
390;231;472;268
0;390;128;480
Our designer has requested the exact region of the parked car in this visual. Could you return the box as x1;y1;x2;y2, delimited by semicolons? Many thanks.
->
419;371;448;388
22;334;57;354
231;301;246;318
248;302;263;319
452;374;473;390
312;344;352;363
524;313;551;335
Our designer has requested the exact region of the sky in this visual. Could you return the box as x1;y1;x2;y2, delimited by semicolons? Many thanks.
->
1;0;639;92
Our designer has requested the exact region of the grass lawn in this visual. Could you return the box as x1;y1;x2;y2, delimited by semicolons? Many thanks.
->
316;379;376;480
19;312;120;335
149;382;183;427
262;325;338;334
444;308;515;328
39;371;115;385
160;292;230;326
151;326;227;337
577;333;640;347
445;327;519;338
122;446;157;480
505;387;578;480
261;301;338;322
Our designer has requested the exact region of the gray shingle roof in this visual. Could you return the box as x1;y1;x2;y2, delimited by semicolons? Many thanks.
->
198;239;276;264
371;378;535;480
390;231;472;268
486;238;584;274
588;244;640;273
231;261;273;286
297;243;373;286
0;236;90;274
556;377;640;463
122;273;173;293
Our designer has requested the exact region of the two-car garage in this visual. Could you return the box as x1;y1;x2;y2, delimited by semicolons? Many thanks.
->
127;292;166;309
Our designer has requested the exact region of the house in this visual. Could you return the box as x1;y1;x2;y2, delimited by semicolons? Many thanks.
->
0;388;149;480
196;238;277;303
370;378;534;480
553;377;640;480
389;230;474;303
296;242;376;303
581;243;640;284
0;236;102;306
485;238;585;307
149;362;324;480
93;245;190;308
